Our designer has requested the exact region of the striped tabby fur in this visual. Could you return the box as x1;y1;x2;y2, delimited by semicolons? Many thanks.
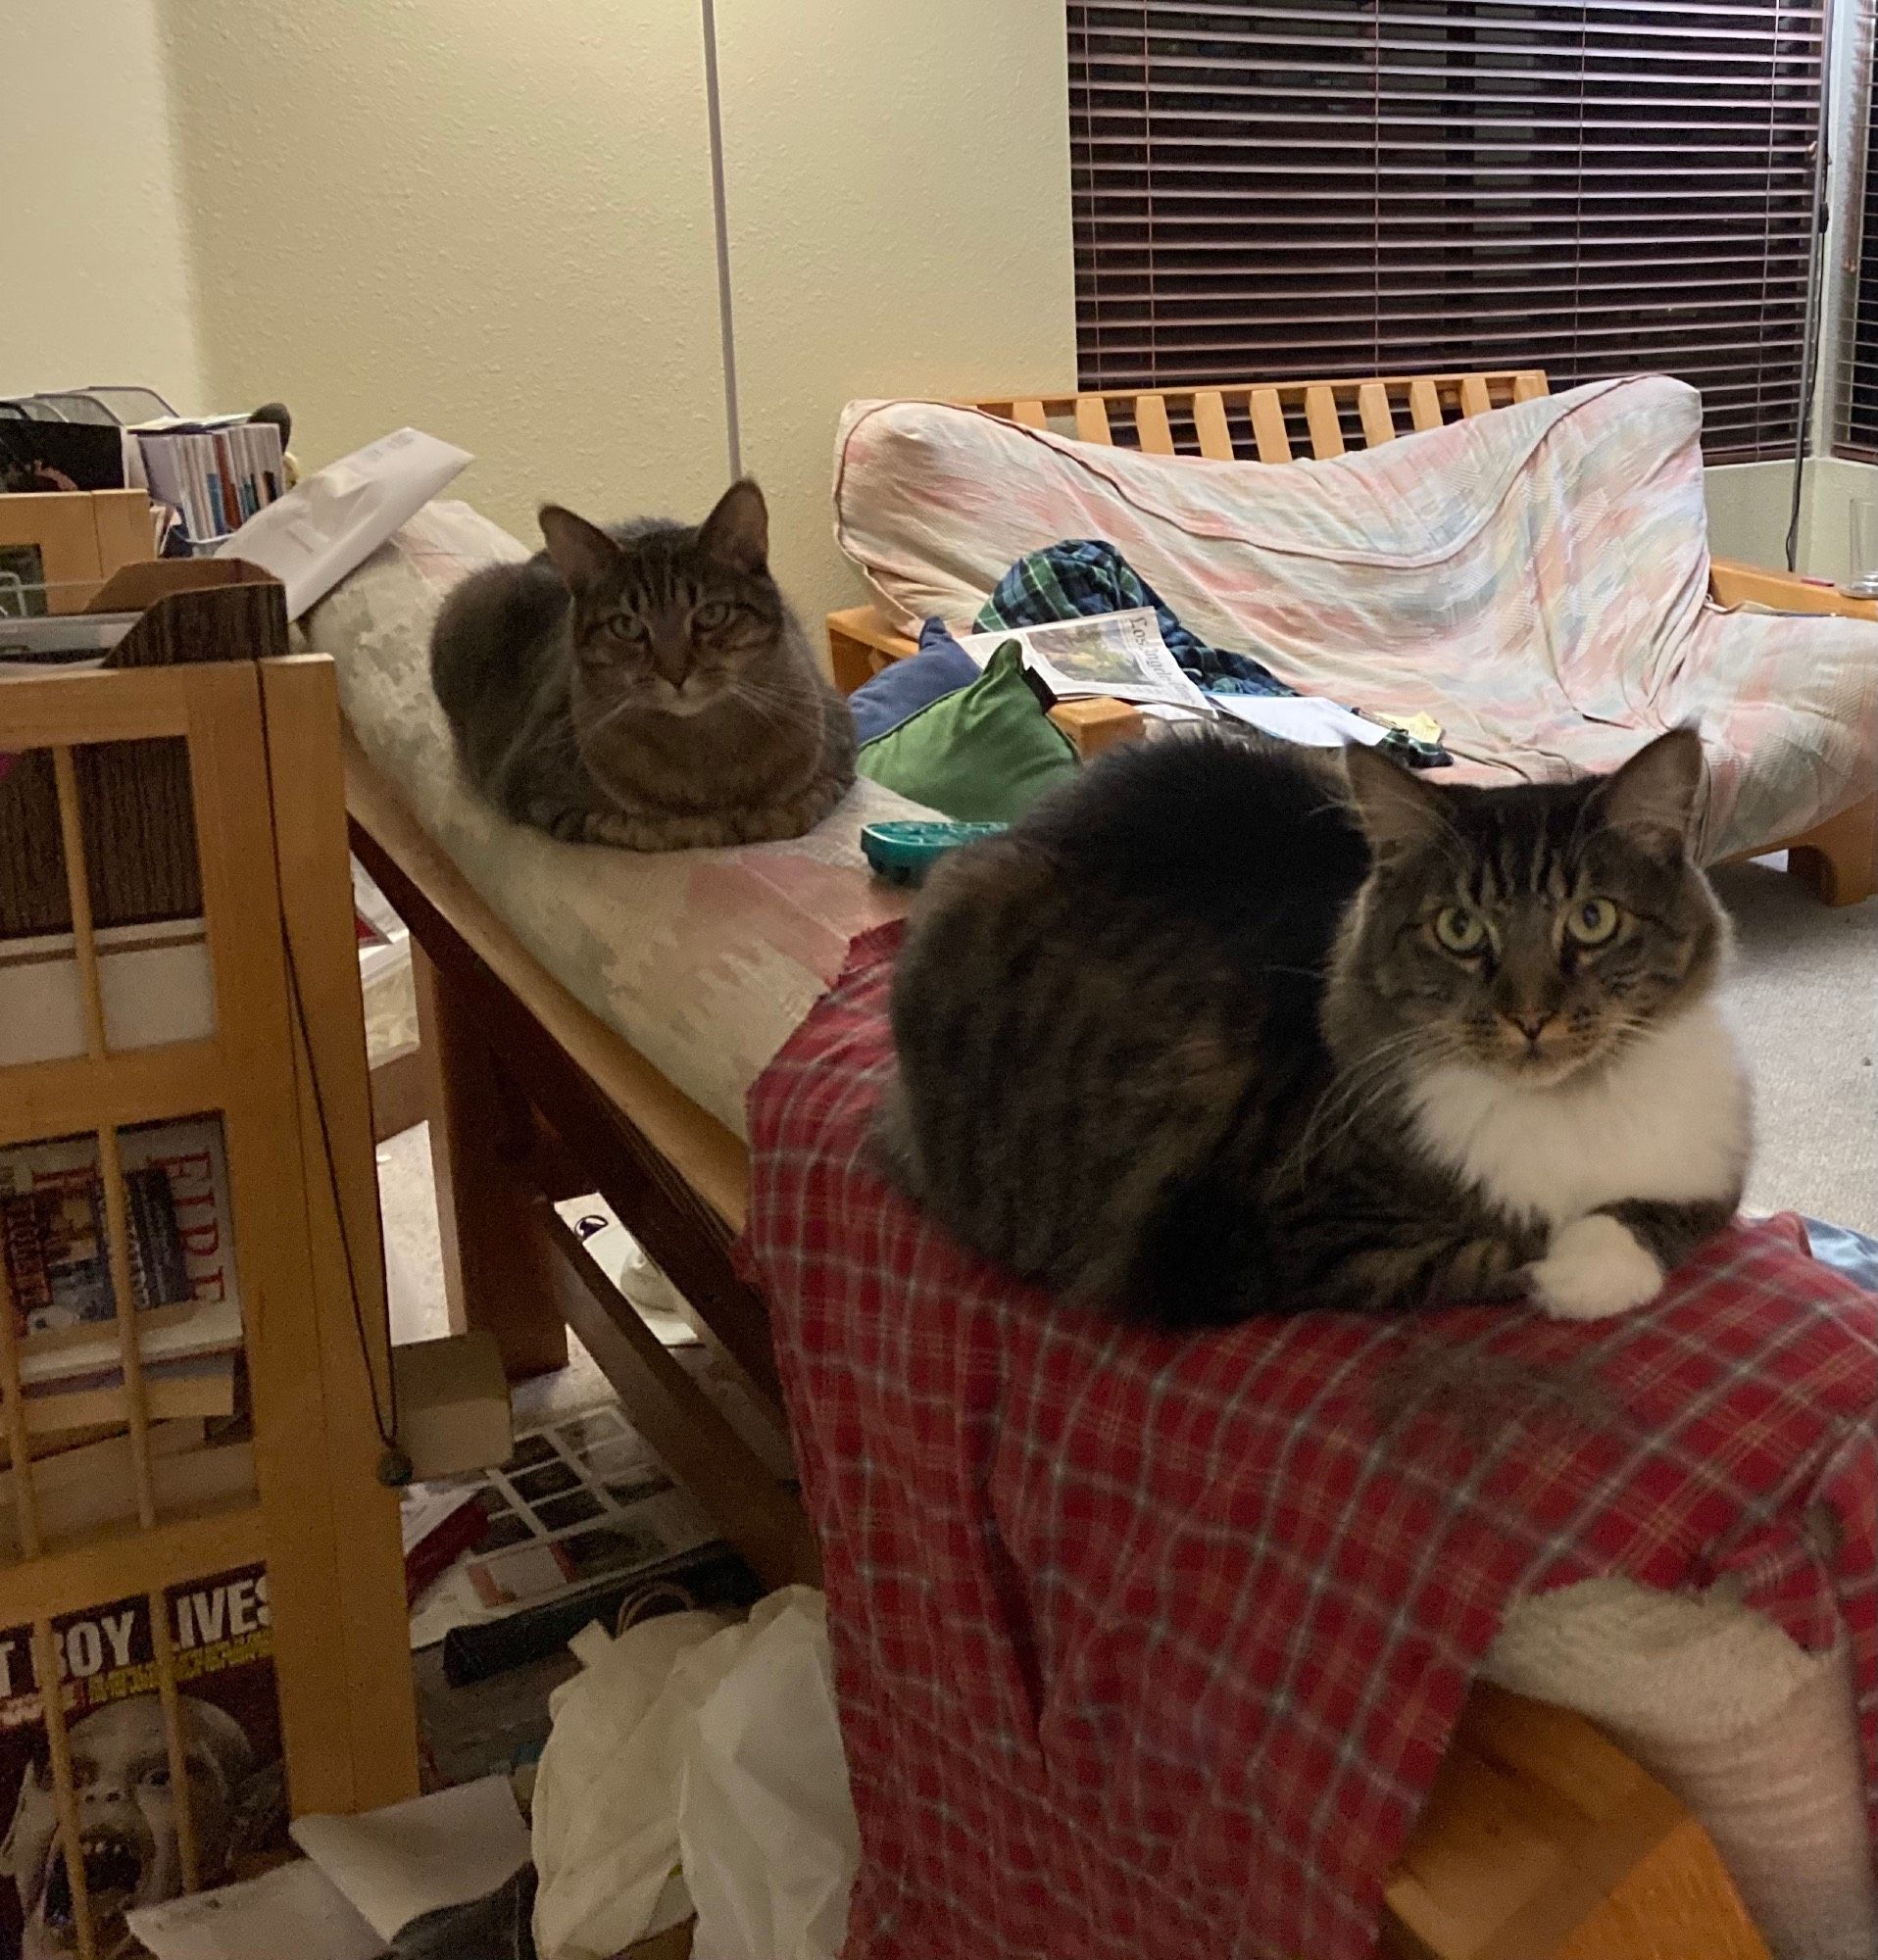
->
877;727;1747;1327
431;480;854;851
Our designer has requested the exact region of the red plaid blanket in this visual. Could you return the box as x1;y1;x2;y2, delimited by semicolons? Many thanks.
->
741;924;1877;1960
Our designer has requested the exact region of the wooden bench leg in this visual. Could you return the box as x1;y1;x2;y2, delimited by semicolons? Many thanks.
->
1048;696;1147;758
1781;793;1876;907
540;1206;819;1590
413;945;569;1379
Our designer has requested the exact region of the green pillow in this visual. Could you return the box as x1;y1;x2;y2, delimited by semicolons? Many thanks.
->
855;640;1077;822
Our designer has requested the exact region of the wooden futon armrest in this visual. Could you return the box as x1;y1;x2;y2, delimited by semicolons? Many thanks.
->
1707;556;1878;618
1383;1686;1767;1959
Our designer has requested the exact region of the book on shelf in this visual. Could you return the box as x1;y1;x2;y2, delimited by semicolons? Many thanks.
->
0;414;282;537
0;1419;255;1541
0;1166;188;1329
0;1421;138;1470
0;1116;242;1390
20;1350;236;1438
126;417;285;549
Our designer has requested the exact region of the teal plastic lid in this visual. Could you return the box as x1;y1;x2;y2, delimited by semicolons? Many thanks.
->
861;818;1008;886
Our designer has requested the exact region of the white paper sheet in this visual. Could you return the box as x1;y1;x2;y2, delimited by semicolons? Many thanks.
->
125;1858;386;1960
216;427;471;619
290;1776;531;1940
1209;691;1390;748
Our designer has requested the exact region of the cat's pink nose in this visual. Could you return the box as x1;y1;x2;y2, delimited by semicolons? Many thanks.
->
1506;1011;1554;1044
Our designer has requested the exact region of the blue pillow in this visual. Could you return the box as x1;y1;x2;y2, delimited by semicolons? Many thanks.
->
846;618;980;743
1803;1216;1878;1294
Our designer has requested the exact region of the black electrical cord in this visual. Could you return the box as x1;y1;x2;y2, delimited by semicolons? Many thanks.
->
257;687;409;1486
278;937;410;1485
1786;297;1824;575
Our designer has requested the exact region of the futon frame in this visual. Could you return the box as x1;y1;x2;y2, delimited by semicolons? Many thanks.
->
830;368;1878;906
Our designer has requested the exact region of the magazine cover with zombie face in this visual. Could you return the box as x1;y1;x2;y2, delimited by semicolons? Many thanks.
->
0;1564;285;1959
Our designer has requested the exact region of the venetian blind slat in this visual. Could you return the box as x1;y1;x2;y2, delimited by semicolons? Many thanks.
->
1068;0;1826;462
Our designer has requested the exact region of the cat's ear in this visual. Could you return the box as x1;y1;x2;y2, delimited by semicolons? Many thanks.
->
699;479;768;575
1593;727;1705;859
1343;742;1449;859
538;506;619;594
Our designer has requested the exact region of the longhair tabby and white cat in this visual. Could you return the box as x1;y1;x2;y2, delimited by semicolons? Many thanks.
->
878;725;1750;1326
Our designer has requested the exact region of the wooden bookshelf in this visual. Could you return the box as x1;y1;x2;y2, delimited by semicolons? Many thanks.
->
0;564;417;1956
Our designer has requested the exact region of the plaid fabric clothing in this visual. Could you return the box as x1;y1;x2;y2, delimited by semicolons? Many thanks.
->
740;923;1878;1960
975;537;1288;694
973;539;1452;767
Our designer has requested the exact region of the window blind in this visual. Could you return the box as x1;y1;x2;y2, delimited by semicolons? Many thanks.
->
1068;0;1827;461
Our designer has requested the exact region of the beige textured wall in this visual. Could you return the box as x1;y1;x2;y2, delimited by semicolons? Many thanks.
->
1704;459;1878;581
1704;463;1803;573
1;0;204;406
152;0;1076;619
158;0;733;545
714;0;1077;622
1798;457;1878;587
0;5;1850;603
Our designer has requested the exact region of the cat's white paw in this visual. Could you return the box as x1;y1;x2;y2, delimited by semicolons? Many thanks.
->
1531;1214;1663;1322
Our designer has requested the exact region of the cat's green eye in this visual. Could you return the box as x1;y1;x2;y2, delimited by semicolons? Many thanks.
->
1565;897;1620;946
691;601;732;631
1433;906;1488;955
610;613;650;644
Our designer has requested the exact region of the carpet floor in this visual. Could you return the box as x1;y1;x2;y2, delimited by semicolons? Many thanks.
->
1712;862;1876;1237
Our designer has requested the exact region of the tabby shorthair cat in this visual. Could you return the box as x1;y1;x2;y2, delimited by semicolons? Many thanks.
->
877;726;1748;1327
431;480;855;850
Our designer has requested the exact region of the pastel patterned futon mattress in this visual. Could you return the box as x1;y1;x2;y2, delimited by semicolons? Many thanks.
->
834;374;1878;861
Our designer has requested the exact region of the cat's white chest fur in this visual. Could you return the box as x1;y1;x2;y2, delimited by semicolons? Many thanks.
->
1406;1002;1749;1315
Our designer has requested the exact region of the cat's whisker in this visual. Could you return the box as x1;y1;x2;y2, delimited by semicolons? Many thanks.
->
725;683;806;716
1279;1026;1454;1178
580;695;644;741
726;671;816;708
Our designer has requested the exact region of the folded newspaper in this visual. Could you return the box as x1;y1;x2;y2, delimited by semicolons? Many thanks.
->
952;609;1210;712
954;611;1417;753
